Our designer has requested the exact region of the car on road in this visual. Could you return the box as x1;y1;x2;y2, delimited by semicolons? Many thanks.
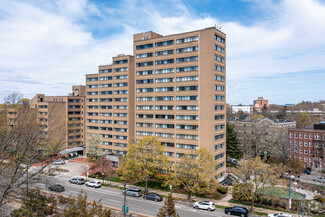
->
49;184;65;192
225;206;249;217
85;181;101;188
122;187;142;197
69;177;85;185
143;193;163;202
268;212;292;217
193;201;215;211
303;169;310;175
52;159;65;165
313;176;325;183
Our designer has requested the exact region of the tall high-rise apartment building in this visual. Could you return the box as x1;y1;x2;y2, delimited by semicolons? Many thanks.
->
85;27;226;179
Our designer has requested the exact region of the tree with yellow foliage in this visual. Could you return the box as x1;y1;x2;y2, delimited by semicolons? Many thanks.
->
235;157;281;212
120;136;170;194
175;148;216;200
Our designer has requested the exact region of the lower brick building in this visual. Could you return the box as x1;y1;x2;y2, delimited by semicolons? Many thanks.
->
288;123;325;169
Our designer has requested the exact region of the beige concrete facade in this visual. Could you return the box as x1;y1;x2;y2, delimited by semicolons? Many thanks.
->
85;27;226;179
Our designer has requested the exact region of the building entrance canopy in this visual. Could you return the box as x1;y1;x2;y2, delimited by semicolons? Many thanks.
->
59;147;83;155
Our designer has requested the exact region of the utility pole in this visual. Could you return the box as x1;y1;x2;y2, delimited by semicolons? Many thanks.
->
122;182;128;217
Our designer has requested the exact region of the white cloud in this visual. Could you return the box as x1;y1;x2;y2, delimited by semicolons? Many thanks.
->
0;0;325;104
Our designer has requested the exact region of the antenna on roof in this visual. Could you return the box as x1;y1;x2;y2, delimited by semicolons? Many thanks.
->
215;21;222;31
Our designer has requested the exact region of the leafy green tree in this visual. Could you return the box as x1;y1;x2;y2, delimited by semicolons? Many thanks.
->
226;122;243;159
175;148;215;200
157;193;180;217
120;136;170;194
296;112;313;128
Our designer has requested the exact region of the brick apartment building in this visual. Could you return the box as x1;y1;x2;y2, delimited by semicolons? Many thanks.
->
288;123;325;169
253;97;268;112
29;85;86;151
85;27;227;179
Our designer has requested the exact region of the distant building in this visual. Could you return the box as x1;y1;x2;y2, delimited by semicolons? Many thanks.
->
231;105;253;114
253;97;268;112
288;122;325;169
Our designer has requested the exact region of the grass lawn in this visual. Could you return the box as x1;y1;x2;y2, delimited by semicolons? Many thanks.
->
262;187;304;199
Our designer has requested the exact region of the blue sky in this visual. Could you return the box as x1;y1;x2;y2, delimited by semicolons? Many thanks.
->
0;0;325;105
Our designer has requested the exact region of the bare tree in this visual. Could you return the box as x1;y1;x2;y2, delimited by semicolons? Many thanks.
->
0;103;63;210
87;134;103;162
3;92;24;106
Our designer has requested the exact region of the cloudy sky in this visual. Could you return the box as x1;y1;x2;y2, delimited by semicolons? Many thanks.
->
0;0;325;105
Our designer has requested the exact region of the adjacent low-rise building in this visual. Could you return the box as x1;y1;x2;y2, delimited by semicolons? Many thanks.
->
288;123;325;169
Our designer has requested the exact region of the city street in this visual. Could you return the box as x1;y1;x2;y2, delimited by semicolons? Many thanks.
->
50;175;259;217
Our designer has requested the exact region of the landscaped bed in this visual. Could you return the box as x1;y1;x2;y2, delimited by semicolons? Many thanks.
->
262;187;304;200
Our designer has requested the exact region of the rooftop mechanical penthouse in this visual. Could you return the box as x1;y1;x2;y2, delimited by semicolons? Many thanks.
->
86;27;226;179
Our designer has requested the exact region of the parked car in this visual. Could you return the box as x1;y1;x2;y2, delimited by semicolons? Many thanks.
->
52;159;65;165
122;187;142;197
303;169;310;175
313;176;325;183
193;201;215;211
69;177;85;185
225;206;249;217
268;212;292;217
85;181;101;188
49;184;65;192
143;193;163;202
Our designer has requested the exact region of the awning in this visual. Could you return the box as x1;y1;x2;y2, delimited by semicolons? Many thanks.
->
60;147;83;155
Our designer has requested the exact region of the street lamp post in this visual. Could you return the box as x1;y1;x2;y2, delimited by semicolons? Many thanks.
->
288;170;292;214
122;182;128;217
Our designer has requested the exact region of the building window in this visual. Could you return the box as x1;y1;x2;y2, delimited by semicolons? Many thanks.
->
176;143;198;149
87;77;98;81
156;77;174;83
136;105;153;110
99;69;112;73
155;40;174;47
114;75;128;79
215;65;224;72
155;50;174;56
136;79;154;84
215;75;225;81
136;123;154;128
215;124;225;130
137;61;154;67
156;96;174;101
176;56;198;63
136;131;154;136
176;96;198;101
136;43;154;50
114;90;128;94
215;95;225;101
137;88;154;93
156;59;174;65
154;105;173;110
137;70;153;76
176;115;198;120
176;134;198;140
215;55;225;62
114;82;128;87
214;153;224;160
176;46;198;53
87;91;98;95
156;124;174;129
164;152;175;157
176;105;198;110
156;87;174;92
114;98;128;102
304;134;308;139
215;85;225;91
136;114;154;119
136;53;153;59
176;76;198;82
87;84;98;88
156;114;174;119
215;105;224;110
295;133;298;138
100;98;112;102
114;59;128;64
176;36;198;44
214;115;225;120
290;133;293;138
176;66;198;72
299;133;303;138
214;34;225;43
156;132;174;138
114;105;128;109
100;91;112;95
214;143;224;150
177;86;198;91
177;125;198;130
215;45;225;53
215;134;224;140
155;68;174;74
100;84;112;88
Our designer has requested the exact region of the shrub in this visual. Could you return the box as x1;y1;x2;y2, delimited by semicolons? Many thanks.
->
213;192;223;200
314;195;325;203
274;199;281;207
268;198;274;206
261;197;269;206
217;186;227;194
280;201;287;209
232;183;253;201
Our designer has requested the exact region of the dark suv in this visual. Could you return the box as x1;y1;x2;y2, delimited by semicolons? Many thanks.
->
49;184;65;192
69;177;85;185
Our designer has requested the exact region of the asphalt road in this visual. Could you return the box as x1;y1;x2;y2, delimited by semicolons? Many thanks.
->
50;175;259;217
